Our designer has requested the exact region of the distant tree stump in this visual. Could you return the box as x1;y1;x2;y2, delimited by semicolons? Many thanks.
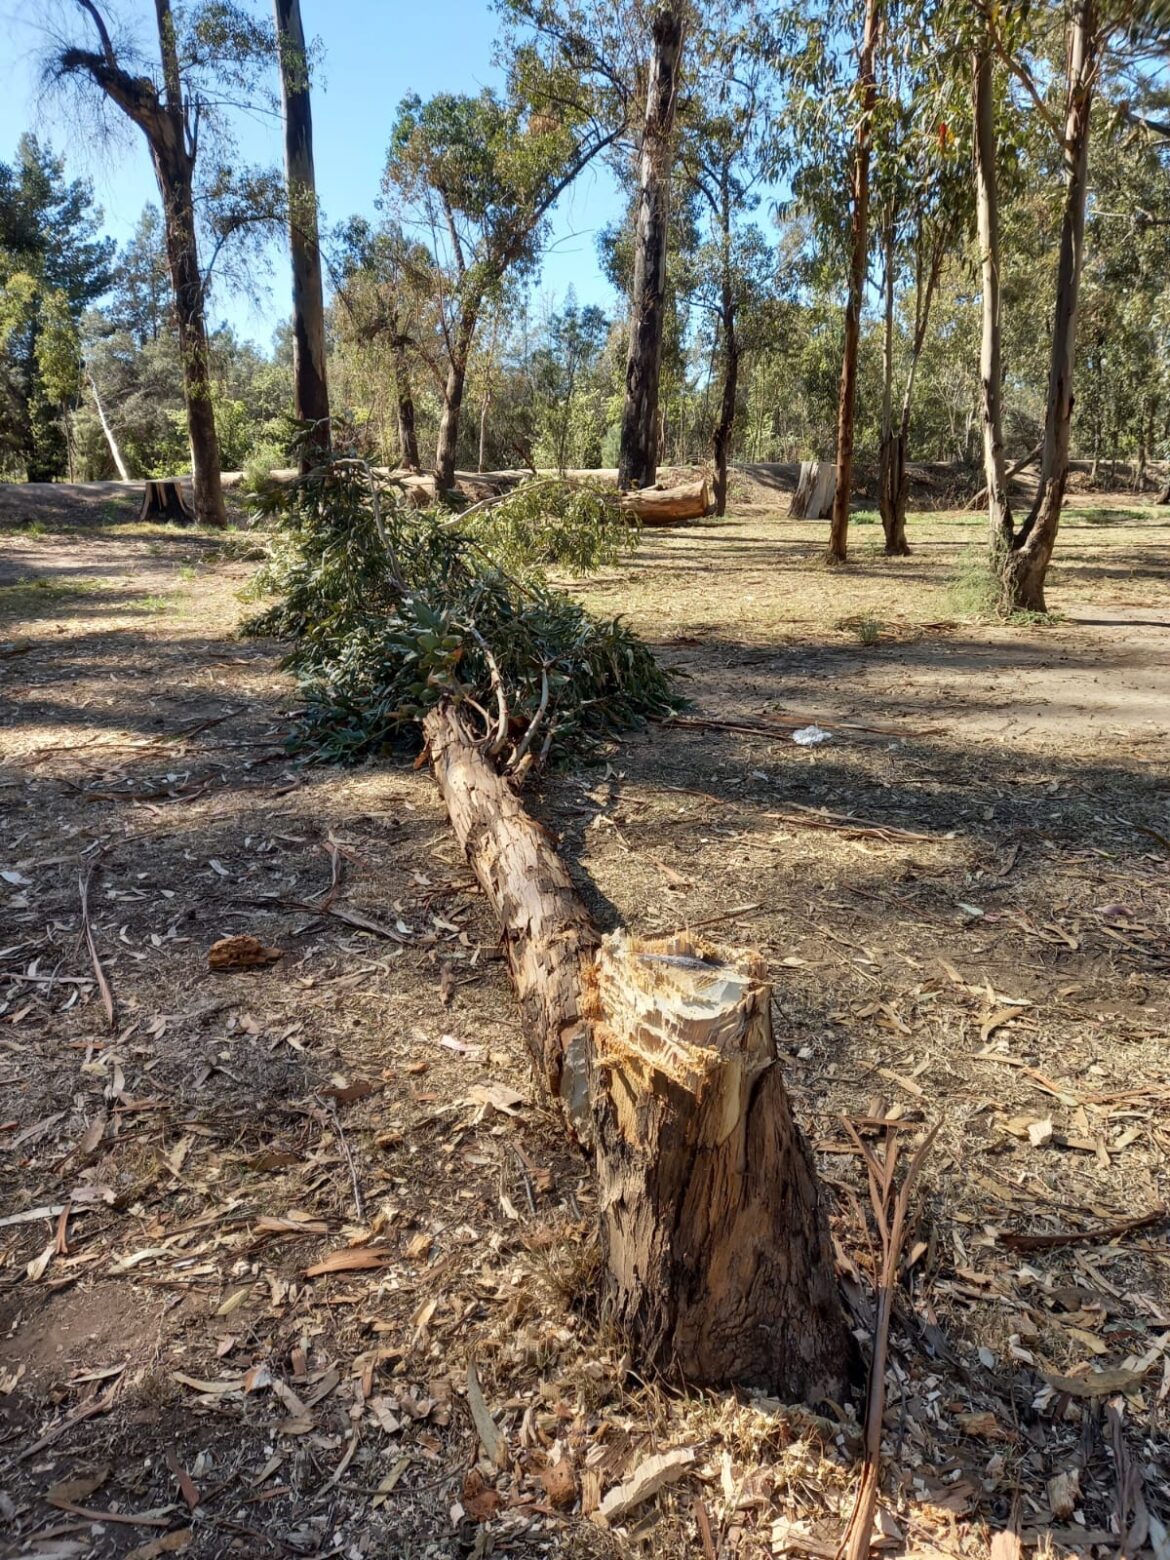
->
139;480;194;524
789;461;837;519
593;931;851;1399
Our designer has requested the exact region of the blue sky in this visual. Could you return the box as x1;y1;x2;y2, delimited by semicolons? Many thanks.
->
0;0;623;347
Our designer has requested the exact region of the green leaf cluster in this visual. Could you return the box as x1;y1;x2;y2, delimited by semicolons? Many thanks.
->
242;462;677;766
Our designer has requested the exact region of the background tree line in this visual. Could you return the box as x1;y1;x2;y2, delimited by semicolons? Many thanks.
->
3;0;1170;594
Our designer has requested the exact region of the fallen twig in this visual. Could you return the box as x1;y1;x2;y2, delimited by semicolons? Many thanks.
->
999;1206;1167;1252
78;858;115;1031
837;1120;938;1560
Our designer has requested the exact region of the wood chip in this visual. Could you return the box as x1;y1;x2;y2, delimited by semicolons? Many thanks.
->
597;1446;696;1525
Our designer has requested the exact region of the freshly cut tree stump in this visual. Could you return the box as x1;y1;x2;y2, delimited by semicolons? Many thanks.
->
789;461;836;520
423;698;851;1402
139;480;194;523
619;476;710;525
593;931;850;1398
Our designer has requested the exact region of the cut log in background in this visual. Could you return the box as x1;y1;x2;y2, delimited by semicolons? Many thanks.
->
139;480;194;523
789;461;837;520
620;474;710;525
423;699;851;1401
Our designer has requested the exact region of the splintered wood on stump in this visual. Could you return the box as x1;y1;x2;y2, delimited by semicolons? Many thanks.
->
423;697;851;1402
139;480;194;523
593;932;850;1398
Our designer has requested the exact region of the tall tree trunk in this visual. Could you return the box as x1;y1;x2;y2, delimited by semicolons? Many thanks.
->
388;326;420;472
156;161;226;528
88;368;131;480
877;211;899;550
434;310;477;491
827;0;880;564
712;328;738;518
55;0;226;524
1004;2;1097;613
711;176;737;518
618;4;684;492
274;0;330;468
423;700;851;1399
973;45;1013;560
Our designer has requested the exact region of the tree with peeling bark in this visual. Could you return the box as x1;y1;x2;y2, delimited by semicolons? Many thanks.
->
873;1;971;555
677;24;779;516
274;0;330;467
385;60;623;492
827;0;882;564
967;0;1170;610
617;3;686;491
52;0;275;527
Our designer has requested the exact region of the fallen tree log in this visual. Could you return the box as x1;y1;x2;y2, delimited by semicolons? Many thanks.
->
422;698;851;1400
619;475;710;525
139;479;194;523
789;461;836;520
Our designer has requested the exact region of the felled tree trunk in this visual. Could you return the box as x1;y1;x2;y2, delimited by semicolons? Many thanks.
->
422;699;851;1401
139;479;194;523
789;461;836;520
620;476;709;525
424;703;598;1133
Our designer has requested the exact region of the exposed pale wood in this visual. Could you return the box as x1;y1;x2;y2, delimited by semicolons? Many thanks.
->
592;930;850;1397
619;475;710;524
789;461;836;520
138;480;194;523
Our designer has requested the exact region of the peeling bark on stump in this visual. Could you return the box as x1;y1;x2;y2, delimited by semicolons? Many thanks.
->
594;932;850;1398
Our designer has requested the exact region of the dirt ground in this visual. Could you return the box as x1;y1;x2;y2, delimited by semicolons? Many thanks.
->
1;473;1168;1560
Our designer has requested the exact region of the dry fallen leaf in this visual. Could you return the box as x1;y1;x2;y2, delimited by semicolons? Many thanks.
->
124;1532;193;1560
1043;1365;1150;1398
46;1467;110;1508
540;1458;578;1510
462;1469;502;1522
1048;1468;1081;1519
303;1247;390;1278
207;935;283;973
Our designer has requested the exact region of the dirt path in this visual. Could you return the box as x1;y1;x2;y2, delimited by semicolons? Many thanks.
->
1;497;1167;1558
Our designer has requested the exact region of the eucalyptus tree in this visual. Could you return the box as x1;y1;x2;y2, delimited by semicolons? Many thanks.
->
53;0;276;525
617;2;687;489
872;3;972;554
385;45;623;490
274;0;329;464
676;22;780;514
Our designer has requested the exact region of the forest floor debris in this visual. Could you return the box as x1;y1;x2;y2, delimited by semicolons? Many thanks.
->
0;489;1168;1558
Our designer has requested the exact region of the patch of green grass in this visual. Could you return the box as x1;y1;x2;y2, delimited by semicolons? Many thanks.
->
0;575;108;619
1072;505;1153;526
946;546;1002;619
851;507;880;526
131;593;172;614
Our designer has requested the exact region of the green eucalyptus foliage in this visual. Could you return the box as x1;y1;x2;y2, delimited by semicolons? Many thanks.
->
243;462;676;766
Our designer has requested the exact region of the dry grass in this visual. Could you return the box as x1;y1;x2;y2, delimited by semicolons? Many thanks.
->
0;484;1167;1558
